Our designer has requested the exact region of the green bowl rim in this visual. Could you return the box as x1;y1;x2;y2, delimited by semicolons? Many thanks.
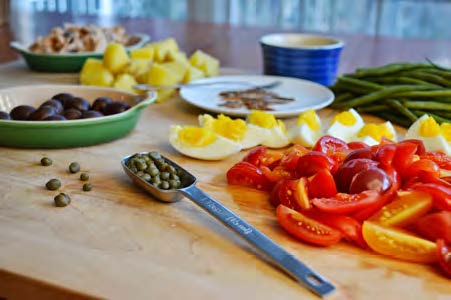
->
0;84;157;128
9;33;150;58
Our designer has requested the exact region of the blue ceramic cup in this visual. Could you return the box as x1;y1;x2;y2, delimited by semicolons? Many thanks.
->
260;33;344;86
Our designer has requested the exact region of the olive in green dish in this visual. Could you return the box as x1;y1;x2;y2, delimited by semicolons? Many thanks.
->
0;85;157;148
9;34;150;73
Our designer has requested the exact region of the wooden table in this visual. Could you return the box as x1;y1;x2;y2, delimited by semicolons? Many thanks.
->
1;16;451;300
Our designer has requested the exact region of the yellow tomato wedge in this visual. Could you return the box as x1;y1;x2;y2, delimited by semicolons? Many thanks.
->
295;177;311;210
369;191;433;227
362;221;437;263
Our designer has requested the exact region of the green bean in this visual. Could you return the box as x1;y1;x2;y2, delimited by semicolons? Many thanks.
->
354;63;430;78
431;111;451;118
336;77;383;91
418;68;451;79
398;71;450;87
366;76;441;87
334;85;434;108
372;111;412;128
356;104;390;113
392;89;451;100
385;99;418;122
333;92;354;103
402;100;451;111
411;110;451;124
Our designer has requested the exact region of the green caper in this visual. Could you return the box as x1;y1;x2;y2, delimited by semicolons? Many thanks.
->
169;179;181;189
82;183;93;191
149;151;161;160
46;178;61;190
142;155;150;162
54;193;71;207
142;173;151;181
159;181;170;190
154;158;165;168
136;161;147;171
170;173;180;181
136;171;145;177
40;157;53;166
80;173;89;181
69;162;80;173
148;166;159;176
160;171;170;180
151;176;161;186
131;167;138;173
166;165;176;174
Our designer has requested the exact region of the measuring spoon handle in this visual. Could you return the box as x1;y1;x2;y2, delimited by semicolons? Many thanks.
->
180;185;335;298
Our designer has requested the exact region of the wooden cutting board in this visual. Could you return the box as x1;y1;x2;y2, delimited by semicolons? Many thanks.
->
0;62;450;300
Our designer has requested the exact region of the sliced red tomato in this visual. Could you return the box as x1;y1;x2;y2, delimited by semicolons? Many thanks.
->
400;139;426;156
347;141;370;150
296;151;337;177
269;180;283;207
307;212;367;248
344;148;374;163
412;183;451;211
374;144;396;166
421;151;451;170
313;135;349;164
349;167;392;194
414;211;451;243
276;205;342;246
362;221;437;263
279;144;310;171
392;141;418;174
436;239;451;277
242;146;282;168
277;178;311;211
312;190;382;214
353;183;398;221
308;169;337;198
226;161;270;191
261;165;294;182
334;158;378;193
369;190;433;227
405;159;440;179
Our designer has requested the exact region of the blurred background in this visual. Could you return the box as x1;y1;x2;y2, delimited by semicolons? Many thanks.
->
2;0;451;43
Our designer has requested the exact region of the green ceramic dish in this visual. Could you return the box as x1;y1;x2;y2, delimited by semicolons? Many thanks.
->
0;85;157;148
10;33;150;73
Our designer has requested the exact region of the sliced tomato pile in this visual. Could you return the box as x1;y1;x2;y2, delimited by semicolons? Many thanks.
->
226;136;451;277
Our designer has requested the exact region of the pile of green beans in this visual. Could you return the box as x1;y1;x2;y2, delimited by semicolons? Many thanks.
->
329;61;451;127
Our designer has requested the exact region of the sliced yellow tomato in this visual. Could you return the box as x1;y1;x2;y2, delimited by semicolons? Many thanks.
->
362;221;437;263
295;177;311;210
369;191;432;227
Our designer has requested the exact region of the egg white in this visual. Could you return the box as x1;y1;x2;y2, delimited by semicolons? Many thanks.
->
169;125;242;160
288;123;321;148
327;108;364;143
261;124;290;148
241;124;270;149
405;115;451;155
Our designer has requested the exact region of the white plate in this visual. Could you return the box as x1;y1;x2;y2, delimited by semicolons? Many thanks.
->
179;75;334;118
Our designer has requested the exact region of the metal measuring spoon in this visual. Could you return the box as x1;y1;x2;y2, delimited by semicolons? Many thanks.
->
121;152;335;298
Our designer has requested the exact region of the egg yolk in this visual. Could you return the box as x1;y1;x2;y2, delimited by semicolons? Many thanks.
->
202;114;246;142
357;123;394;141
441;123;451;142
331;111;357;126
297;109;320;131
178;126;217;147
419;117;440;138
248;110;277;128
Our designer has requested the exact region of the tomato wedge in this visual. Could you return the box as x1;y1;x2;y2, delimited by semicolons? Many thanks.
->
279;144;309;171
421;151;451;170
374;144;396;166
276;205;342;246
226;162;270;191
297;151;337;177
412;183;451;211
308;168;337;198
242;146;282;168
277;178;310;211
414;211;451;243
312;190;381;214
313;135;349;155
436;239;451;277
347;141;370;150
362;221;437;263
405;159;440;179
392;141;418;175
369;191;433;227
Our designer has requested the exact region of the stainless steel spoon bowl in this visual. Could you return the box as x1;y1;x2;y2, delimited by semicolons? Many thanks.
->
121;152;336;298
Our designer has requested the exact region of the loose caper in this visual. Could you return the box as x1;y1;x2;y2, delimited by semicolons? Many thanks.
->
40;157;53;166
69;162;80;173
46;178;61;190
80;173;89;181
83;183;93;191
54;193;71;207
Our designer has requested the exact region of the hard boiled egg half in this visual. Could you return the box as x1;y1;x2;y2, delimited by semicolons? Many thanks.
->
247;110;290;148
354;121;397;146
405;114;450;155
288;109;322;147
169;125;241;160
327;108;364;143
198;114;269;149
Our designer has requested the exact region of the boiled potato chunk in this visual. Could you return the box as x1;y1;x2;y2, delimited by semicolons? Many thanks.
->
80;58;114;87
156;90;176;103
113;73;138;94
147;38;179;62
182;65;205;83
122;58;152;78
146;63;179;86
162;60;189;82
130;47;154;60
189;50;219;77
166;50;188;63
103;43;130;74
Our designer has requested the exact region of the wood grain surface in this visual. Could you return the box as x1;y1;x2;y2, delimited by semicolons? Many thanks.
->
0;61;450;300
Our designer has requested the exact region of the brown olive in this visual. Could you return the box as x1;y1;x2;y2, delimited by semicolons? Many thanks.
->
102;101;131;115
51;93;73;106
0;111;10;120
92;97;113;112
28;106;56;121
81;110;103;119
40;99;64;114
10;105;36;120
63;108;82;120
65;97;90;111
44;114;67;121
